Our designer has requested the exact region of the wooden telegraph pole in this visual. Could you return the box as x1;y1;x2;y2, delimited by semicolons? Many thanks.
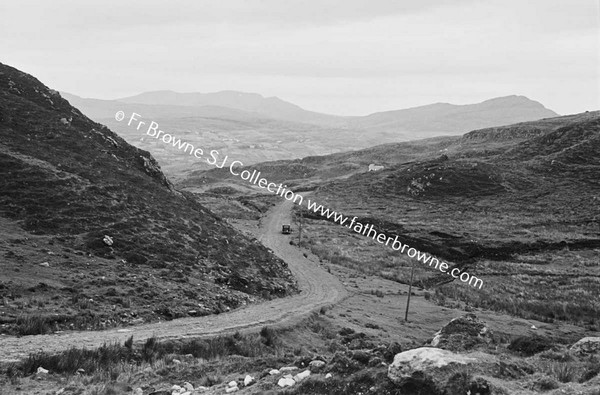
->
405;258;416;321
297;208;303;245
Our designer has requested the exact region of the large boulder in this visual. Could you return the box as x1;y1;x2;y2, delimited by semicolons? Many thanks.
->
388;347;490;395
431;313;492;351
570;337;600;357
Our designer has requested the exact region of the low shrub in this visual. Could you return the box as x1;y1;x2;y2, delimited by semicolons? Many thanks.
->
508;335;553;356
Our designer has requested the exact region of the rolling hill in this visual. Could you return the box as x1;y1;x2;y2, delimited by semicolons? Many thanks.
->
188;110;599;292
64;92;558;182
351;95;557;134
187;111;600;334
183;111;598;189
117;90;346;126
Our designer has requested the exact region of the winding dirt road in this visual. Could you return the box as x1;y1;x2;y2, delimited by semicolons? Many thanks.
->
0;200;348;362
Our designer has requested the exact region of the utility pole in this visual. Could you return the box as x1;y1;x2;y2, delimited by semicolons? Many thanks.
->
297;208;303;245
405;258;416;321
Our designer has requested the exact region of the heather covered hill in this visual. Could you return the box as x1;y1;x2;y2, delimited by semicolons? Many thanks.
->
299;114;600;325
0;63;296;334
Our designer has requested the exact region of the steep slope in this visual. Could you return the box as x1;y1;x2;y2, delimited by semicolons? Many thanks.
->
0;63;297;334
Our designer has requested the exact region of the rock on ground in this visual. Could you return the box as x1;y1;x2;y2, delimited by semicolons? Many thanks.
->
430;313;493;351
570;337;600;357
244;375;254;386
388;347;485;394
293;370;311;382
309;360;326;372
278;376;296;388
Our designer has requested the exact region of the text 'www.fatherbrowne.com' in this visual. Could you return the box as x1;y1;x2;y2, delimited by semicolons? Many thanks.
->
116;111;484;289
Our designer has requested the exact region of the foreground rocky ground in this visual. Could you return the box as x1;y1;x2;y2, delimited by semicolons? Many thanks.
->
1;308;598;394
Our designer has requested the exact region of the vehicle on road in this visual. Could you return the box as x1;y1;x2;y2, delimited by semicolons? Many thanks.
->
281;224;292;234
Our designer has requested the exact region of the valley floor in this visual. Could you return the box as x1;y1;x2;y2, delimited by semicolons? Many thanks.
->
1;200;598;394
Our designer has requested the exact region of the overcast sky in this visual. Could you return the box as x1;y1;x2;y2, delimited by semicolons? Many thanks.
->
0;0;598;115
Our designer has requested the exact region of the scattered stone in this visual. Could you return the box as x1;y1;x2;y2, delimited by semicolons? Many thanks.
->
55;389;65;395
243;375;254;386
195;387;208;392
368;356;383;367
293;369;311;382
388;347;477;393
39;262;50;267
172;359;181;364
570;337;600;357
309;360;326;372
148;391;170;395
269;369;280;375
182;382;193;392
133;388;143;395
280;366;298;372
277;377;296;388
225;387;238;393
294;356;312;368
36;367;49;375
325;373;333;379
171;385;182;392
103;235;114;246
180;392;191;395
228;381;238;387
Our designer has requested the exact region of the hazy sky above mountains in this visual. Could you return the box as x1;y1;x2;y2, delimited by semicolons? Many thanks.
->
1;0;598;115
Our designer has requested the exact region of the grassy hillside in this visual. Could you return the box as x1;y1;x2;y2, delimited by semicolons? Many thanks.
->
0;63;297;335
303;113;600;326
189;112;600;328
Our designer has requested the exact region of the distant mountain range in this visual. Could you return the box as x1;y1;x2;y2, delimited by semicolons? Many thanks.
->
114;90;557;130
117;90;345;126
62;90;558;181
